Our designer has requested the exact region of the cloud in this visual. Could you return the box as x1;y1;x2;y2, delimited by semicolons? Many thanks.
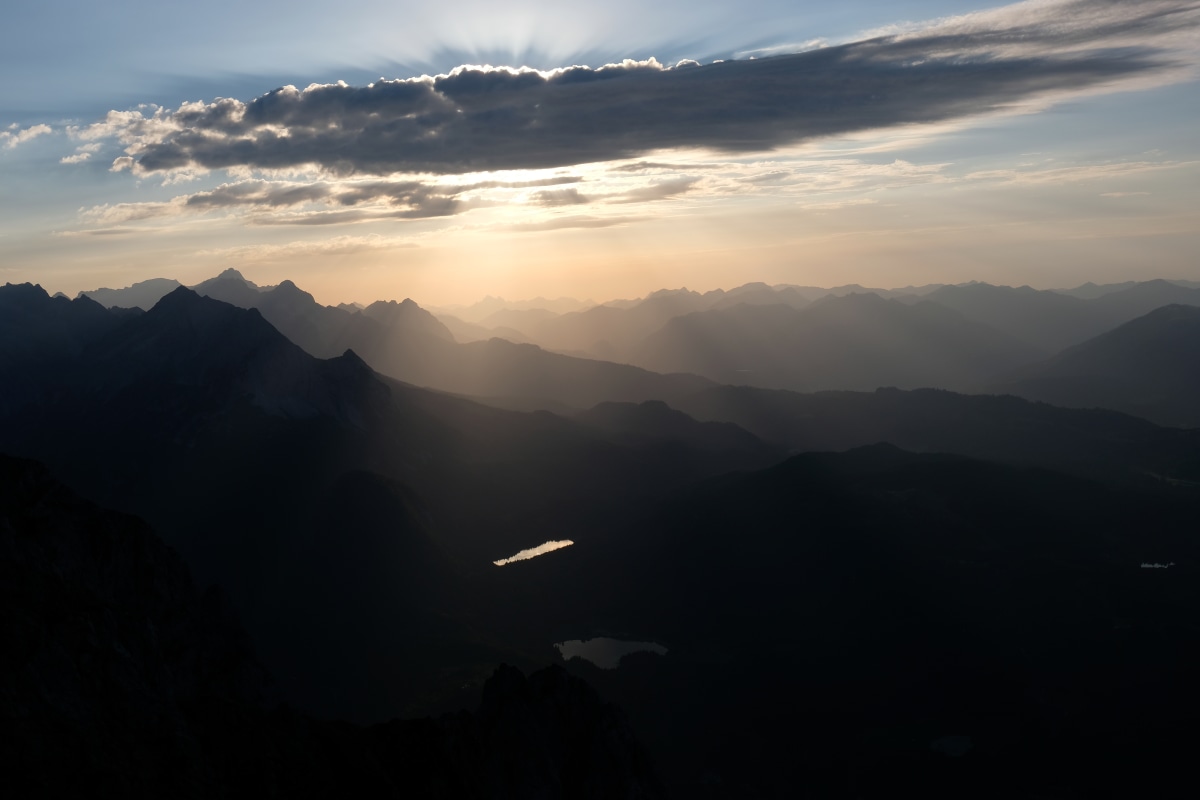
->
81;199;186;225
1;124;52;149
71;154;959;232
60;143;102;164
185;180;333;208
72;173;602;230
965;159;1198;185
608;160;692;173
532;187;589;206
79;0;1199;178
199;234;418;261
696;157;951;200
509;214;639;232
54;226;144;238
609;176;699;204
800;197;880;211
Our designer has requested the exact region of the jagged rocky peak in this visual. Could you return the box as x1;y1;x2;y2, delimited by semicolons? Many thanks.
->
366;297;419;311
362;297;455;339
1;281;50;302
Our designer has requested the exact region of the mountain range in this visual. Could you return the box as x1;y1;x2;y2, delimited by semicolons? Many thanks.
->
6;269;1200;796
73;270;1200;427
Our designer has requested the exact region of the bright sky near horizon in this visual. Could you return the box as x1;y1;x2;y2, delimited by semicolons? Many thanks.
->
2;0;1199;306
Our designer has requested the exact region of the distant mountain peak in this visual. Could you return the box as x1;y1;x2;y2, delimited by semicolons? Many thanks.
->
153;284;203;308
268;279;316;302
216;267;248;282
366;298;419;309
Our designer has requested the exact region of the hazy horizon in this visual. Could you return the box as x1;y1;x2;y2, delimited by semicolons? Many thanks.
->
15;268;1200;315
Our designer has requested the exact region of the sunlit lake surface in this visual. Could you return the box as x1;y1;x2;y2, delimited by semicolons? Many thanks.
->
555;638;668;669
492;539;574;566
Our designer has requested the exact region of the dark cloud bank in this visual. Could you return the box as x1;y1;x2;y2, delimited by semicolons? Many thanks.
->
108;0;1195;176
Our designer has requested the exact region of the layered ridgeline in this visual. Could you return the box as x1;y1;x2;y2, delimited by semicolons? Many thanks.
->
624;280;1200;394
916;279;1200;352
0;453;663;799
85;269;713;411
433;281;941;358
76;271;1200;423
432;278;1200;388
6;276;1200;796
633;292;1043;392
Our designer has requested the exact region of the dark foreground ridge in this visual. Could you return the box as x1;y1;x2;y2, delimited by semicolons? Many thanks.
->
0;453;663;799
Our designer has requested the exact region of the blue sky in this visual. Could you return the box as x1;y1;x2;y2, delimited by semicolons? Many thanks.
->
2;0;1198;305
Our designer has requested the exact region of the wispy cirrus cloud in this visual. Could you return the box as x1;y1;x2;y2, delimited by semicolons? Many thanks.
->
199;234;418;261
965;159;1200;185
508;214;640;232
74;0;1199;180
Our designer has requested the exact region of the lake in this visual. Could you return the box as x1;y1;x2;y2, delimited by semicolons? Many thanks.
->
493;539;574;566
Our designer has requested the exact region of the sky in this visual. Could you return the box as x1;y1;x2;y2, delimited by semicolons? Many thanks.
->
2;0;1199;306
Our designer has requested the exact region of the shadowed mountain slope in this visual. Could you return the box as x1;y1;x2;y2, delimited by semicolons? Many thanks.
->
636;293;1044;392
422;337;713;409
490;288;715;361
923;280;1200;353
462;283;809;362
996;304;1200;428
1;283;120;363
570;399;782;476
1090;278;1200;320
77;286;391;424
0;283;125;415
514;444;1200;797
434;312;533;344
672;384;1200;488
0;453;663;798
922;282;1106;352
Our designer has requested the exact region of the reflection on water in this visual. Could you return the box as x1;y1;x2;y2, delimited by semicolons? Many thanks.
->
493;539;574;566
555;637;668;669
